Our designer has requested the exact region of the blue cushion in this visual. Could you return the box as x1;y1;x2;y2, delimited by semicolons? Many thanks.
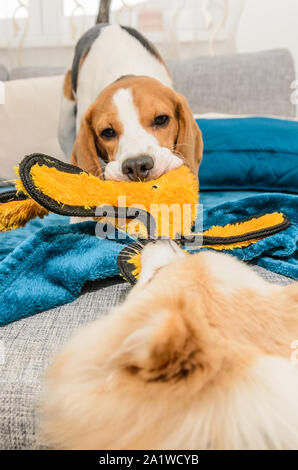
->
197;117;298;193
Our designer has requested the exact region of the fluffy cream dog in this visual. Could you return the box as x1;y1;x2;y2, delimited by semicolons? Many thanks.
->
41;241;298;450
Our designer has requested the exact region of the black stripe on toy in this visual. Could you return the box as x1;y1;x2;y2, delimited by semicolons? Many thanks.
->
180;213;290;246
0;190;28;203
96;206;157;238
117;240;152;285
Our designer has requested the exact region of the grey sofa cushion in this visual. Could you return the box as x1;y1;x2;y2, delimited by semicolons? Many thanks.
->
0;267;293;450
168;49;296;117
4;49;296;117
0;65;9;81
10;66;66;80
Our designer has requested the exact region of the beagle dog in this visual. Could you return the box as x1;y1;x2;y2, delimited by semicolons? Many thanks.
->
59;24;203;182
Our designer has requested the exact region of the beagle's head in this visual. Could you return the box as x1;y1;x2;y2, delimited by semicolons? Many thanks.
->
71;75;203;181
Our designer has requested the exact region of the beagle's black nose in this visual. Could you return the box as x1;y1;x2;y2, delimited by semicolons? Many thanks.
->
122;155;154;181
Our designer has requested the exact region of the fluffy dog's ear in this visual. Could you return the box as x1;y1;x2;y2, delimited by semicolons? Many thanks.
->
175;93;203;176
113;304;218;383
71;110;105;179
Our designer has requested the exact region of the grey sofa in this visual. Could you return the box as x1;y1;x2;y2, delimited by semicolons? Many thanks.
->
0;49;296;450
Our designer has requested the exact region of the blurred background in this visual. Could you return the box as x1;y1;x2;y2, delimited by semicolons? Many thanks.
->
0;0;297;73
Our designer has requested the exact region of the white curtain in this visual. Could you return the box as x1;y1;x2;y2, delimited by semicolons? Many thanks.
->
0;0;244;67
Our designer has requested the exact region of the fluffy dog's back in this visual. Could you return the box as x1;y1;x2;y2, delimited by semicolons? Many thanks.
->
41;246;298;449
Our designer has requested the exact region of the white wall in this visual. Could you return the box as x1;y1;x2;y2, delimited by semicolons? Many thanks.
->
237;0;298;75
1;0;297;75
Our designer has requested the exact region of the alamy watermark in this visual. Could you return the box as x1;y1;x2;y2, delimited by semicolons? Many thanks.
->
94;198;203;245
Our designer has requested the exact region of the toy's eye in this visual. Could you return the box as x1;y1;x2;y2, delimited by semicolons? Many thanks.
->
152;184;159;189
153;115;169;127
101;128;117;139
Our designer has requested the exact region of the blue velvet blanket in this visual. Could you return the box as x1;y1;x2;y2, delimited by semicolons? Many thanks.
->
0;192;297;325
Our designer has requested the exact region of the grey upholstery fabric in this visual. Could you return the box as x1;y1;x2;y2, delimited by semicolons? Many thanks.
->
0;267;293;450
10;66;66;80
5;48;296;117
168;49;296;117
251;265;293;285
0;64;9;81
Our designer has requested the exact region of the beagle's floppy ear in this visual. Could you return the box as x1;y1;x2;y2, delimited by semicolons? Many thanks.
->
175;93;203;176
70;109;106;179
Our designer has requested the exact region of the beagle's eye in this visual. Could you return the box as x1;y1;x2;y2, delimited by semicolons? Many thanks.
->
153;115;169;127
100;128;117;139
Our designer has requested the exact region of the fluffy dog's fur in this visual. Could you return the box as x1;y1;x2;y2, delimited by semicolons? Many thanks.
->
41;241;298;450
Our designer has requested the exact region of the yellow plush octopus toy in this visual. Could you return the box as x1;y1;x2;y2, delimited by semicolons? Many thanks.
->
0;153;289;283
